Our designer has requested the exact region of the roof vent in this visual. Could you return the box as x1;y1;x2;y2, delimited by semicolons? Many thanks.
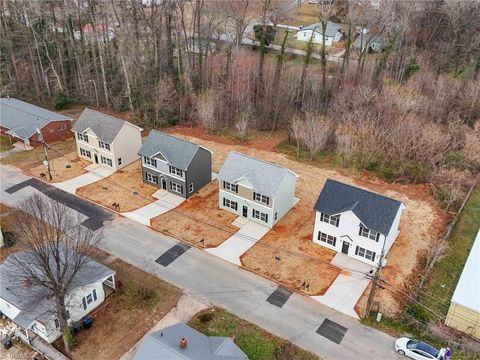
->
179;338;187;349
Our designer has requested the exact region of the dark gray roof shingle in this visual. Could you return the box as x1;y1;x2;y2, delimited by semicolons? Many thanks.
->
73;108;128;143
138;130;204;170
218;151;295;198
133;323;247;360
314;179;403;235
0;98;71;139
302;21;342;37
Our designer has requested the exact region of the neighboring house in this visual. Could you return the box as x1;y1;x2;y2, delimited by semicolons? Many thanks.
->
186;37;216;55
73;23;115;42
138;130;212;199
296;21;342;46
218;151;297;228
445;228;480;339
73;108;143;171
0;252;115;344
312;179;404;265
0;98;72;148
133;322;248;360
354;34;385;52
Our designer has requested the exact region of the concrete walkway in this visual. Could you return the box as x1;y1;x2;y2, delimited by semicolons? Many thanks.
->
122;189;184;226
311;253;373;319
31;336;69;360
0;143;24;159
52;164;114;194
206;218;270;266
120;295;208;360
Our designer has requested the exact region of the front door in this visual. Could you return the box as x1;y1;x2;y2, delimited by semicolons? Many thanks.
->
94;153;99;164
242;206;248;218
342;241;350;255
162;179;167;190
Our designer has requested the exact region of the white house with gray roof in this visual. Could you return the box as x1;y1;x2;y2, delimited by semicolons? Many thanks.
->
138;130;212;199
218;152;297;228
0;252;115;344
312;179;404;265
73;108;143;171
296;21;342;46
133;323;247;360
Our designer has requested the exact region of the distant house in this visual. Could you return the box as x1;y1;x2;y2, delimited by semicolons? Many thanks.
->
354;34;385;52
445;228;480;339
296;21;342;46
218;152;297;228
0;98;72;148
73;23;115;42
73;108;143;171
133;322;248;360
138;130;212;199
312;179;404;265
186;37;216;55
0;252;115;344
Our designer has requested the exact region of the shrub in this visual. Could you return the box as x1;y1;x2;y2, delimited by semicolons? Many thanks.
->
406;303;430;323
199;312;214;323
53;92;77;110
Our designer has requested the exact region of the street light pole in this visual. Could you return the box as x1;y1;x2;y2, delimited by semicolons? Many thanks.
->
365;235;388;317
89;79;99;108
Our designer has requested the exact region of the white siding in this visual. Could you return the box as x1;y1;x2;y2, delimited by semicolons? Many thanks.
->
0;298;21;321
296;30;334;46
271;171;297;226
219;189;274;227
384;204;404;254
74;129;116;170
110;123;142;170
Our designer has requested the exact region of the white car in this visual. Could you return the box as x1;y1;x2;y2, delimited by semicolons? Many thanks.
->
395;337;441;360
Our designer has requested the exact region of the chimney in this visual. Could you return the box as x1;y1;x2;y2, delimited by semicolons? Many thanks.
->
179;338;187;350
23;277;32;288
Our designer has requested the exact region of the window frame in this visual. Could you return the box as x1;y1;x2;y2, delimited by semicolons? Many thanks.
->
143;156;157;167
252;209;268;223
254;192;270;205
223;181;238;193
169;165;183;177
355;246;376;261
320;213;340;227
80;148;91;158
359;226;380;241
170;182;183;194
77;133;89;143
223;197;238;211
146;172;158;184
86;293;93;304
317;231;337;246
98;140;110;151
189;183;194;193
101;156;113;167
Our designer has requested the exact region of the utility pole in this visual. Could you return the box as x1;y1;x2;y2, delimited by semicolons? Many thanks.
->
365;236;387;317
37;128;52;181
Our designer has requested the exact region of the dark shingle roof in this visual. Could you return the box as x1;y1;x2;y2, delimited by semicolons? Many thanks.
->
0;98;72;139
314;179;403;235
138;130;204;170
72;108;129;143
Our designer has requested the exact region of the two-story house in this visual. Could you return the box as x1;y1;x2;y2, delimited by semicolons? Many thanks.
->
138;130;212;199
218;152;297;228
72;108;143;171
312;179;404;265
0;252;115;344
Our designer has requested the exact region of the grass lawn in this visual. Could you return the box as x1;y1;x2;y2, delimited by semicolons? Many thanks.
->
0;134;14;152
422;186;480;316
189;308;318;360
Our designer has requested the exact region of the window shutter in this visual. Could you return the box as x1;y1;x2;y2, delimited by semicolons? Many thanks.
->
235;185;238;193
222;181;226;189
372;252;376;260
82;297;87;310
318;232;321;240
265;214;268;223
93;289;97;301
253;192;256;200
223;197;226;206
335;217;339;227
266;197;270;205
376;232;380;242
358;226;363;236
355;246;359;255
320;213;324;222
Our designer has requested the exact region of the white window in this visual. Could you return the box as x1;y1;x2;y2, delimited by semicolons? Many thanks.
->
99;140;110;151
144;156;157;167
189;183;194;193
317;231;337;246
253;209;268;223
54;318;60;329
57;124;67;131
223;181;238;193
80;148;91;158
169;165;183;177
320;213;340;227
170;182;183;194
118;158;122;165
223;198;237;211
355;246;376;261
101;156;113;167
254;192;269;205
146;172;158;184
359;226;380;241
86;294;93;304
77;133;89;143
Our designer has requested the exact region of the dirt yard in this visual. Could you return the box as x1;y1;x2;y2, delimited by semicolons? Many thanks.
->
77;161;158;213
165;127;449;314
28;152;89;183
54;249;182;360
151;181;238;248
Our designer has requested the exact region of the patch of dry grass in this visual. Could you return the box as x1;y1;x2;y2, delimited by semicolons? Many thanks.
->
28;152;89;182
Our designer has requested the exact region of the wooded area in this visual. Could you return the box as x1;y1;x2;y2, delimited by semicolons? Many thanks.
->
1;0;479;209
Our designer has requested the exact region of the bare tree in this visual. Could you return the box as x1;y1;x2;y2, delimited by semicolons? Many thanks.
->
195;90;216;133
6;194;103;354
235;111;251;141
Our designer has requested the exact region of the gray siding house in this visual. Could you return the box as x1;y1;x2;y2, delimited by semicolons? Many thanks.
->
138;130;212;199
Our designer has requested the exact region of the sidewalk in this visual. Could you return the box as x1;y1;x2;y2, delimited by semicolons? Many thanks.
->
52;164;114;194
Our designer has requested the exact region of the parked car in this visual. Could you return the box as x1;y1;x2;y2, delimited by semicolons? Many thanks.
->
395;337;442;359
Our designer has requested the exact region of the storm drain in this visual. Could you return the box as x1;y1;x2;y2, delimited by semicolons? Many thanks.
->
266;286;292;308
155;243;191;267
316;319;348;344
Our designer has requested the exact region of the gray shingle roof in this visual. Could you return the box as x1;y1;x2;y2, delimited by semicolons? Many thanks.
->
138;130;204;171
218;151;295;198
73;108;128;144
0;251;115;328
314;179;403;235
302;21;342;37
133;323;247;360
0;98;72;140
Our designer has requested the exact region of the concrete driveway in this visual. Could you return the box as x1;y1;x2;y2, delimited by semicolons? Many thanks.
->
206;217;270;266
122;189;184;226
52;163;114;194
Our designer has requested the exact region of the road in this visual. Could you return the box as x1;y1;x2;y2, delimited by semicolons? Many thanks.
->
0;164;401;360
